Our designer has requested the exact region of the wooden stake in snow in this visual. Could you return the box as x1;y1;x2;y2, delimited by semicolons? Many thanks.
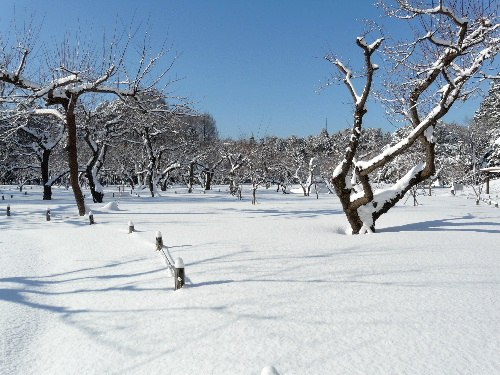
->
156;231;163;250
174;257;185;290
1;195;4;200
128;221;134;233
46;208;51;221
89;211;95;225
6;204;10;217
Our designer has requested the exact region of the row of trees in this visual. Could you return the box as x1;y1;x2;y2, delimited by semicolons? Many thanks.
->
1;94;498;198
1;0;498;234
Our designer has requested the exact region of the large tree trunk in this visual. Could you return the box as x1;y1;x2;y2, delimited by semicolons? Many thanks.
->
41;149;52;200
66;95;86;216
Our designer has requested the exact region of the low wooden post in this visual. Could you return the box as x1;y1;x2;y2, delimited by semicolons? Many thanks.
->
112;192;115;198
128;221;134;233
476;198;480;205
10;195;13;199
24;191;27;195
89;211;95;225
46;208;51;221
6;204;10;217
156;231;163;250
1;195;4;200
174;257;185;290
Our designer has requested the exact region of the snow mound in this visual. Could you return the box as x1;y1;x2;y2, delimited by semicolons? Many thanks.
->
261;366;280;375
100;201;120;211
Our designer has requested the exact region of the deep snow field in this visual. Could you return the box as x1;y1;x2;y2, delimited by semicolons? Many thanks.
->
1;182;499;375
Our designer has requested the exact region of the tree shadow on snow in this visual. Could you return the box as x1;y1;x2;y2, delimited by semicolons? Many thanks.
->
0;257;167;316
380;214;500;234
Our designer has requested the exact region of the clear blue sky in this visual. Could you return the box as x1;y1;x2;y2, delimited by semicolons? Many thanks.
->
0;0;481;139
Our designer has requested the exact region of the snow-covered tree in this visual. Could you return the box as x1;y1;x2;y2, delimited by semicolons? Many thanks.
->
326;0;499;233
78;101;126;202
1;27;184;215
475;80;500;167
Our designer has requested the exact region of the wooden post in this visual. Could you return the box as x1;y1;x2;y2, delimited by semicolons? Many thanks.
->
156;231;163;250
10;195;13;198
1;195;4;200
88;211;95;225
6;204;10;217
128;221;134;233
46;208;51;221
174;257;185;290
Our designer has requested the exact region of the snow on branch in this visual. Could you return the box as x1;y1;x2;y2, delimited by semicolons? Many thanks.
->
391;0;468;26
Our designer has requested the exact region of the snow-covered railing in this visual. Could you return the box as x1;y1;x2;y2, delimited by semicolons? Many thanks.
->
477;194;499;208
486;197;499;208
155;231;185;290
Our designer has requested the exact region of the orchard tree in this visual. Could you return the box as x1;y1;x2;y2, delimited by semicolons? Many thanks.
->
1;27;183;215
326;0;499;233
79;101;126;203
474;80;500;167
15;114;66;199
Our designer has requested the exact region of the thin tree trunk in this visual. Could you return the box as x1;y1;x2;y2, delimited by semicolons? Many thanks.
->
66;95;86;216
41;149;52;200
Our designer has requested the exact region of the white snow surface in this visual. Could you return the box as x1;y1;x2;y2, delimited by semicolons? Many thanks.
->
1;183;500;375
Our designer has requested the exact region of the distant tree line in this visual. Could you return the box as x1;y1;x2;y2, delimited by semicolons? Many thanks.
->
1;79;498;202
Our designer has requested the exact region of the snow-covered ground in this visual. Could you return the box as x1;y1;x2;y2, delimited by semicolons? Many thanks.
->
1;183;499;375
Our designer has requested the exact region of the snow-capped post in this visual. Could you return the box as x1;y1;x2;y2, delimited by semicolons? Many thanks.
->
476;198;480;205
6;204;10;217
46;208;51;221
88;211;95;225
128;221;134;233
156;231;163;250
174;257;185;290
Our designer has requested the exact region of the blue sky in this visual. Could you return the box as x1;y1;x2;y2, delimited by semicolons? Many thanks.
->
0;0;481;138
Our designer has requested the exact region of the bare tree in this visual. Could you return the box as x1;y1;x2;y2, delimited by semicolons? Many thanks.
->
1;26;183;215
326;0;499;233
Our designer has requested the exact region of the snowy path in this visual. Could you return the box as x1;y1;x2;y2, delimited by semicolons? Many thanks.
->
1;186;500;374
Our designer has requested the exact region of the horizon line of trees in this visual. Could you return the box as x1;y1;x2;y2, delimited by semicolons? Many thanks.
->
1;79;499;203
